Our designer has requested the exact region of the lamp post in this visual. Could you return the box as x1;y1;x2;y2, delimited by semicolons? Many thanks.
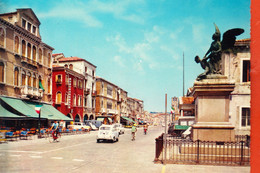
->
35;105;42;138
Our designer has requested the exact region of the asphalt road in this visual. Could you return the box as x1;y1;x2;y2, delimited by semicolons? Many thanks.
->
0;126;250;173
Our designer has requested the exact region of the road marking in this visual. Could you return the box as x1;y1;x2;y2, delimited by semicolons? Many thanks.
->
73;159;84;162
0;150;43;154
30;155;42;159
51;157;63;160
161;165;166;173
42;141;93;154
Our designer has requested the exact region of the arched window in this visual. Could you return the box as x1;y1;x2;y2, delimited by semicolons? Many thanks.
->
14;36;19;53
0;62;4;83
69;64;73;70
48;53;51;67
22;70;26;85
73;94;76;106
32;46;36;62
32;73;36;88
22;40;26;57
56;91;62;104
78;95;82;106
14;67;19;86
48;78;51;94
27;72;31;86
64;64;68;68
0;28;5;47
38;48;42;63
27;43;31;59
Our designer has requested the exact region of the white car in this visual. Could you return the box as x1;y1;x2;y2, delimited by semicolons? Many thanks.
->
67;122;90;130
97;124;119;143
114;123;125;135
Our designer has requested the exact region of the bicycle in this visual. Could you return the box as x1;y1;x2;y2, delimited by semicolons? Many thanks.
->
48;129;61;143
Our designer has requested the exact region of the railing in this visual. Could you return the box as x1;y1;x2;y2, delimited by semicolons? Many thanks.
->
154;134;250;166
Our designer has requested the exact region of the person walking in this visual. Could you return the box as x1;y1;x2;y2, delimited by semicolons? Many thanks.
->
131;124;137;141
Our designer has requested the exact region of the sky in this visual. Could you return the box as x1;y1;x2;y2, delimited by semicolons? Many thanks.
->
0;0;250;112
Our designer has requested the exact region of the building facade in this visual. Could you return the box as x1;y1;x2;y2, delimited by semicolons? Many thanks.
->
52;66;85;122
53;55;96;120
222;39;251;135
95;77;119;123
0;8;53;102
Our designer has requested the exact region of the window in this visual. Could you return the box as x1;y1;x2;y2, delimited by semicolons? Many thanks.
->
85;67;87;73
14;36;19;53
32;73;36;88
22;19;26;28
73;94;76;106
69;64;73;70
27;22;32;32
48;53;51;67
22;70;26;85
27;43;31;59
78;95;82;106
0;28;5;47
27;72;31;86
241;108;250;127
242;60;250;82
107;87;112;96
0;62;4;83
56;91;62;104
22;40;26;57
64;64;68;68
48;78;51;94
14;67;19;86
56;74;62;83
32;46;36;62
38;48;42;63
78;80;82;89
84;98;87;107
32;26;36;34
73;78;77;87
107;102;112;109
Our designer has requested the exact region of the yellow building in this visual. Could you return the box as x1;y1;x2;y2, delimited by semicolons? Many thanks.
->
0;8;53;102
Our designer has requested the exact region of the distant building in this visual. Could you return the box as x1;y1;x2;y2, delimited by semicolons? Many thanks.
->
178;96;195;117
53;55;96;120
95;77;119;123
52;66;85;122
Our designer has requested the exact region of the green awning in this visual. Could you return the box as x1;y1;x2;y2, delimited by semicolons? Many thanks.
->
42;104;72;121
0;104;24;119
0;96;39;118
174;125;190;130
121;116;137;124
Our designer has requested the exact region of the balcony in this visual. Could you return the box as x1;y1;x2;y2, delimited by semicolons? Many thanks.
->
21;56;38;68
56;79;62;85
21;86;43;99
84;88;90;95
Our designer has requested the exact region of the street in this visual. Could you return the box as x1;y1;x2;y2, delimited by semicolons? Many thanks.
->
0;126;250;173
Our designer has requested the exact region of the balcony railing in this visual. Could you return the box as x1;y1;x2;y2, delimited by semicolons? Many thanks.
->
21;56;38;68
21;86;43;99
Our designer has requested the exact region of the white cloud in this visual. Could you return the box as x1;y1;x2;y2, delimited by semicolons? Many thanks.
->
113;55;126;67
37;0;146;27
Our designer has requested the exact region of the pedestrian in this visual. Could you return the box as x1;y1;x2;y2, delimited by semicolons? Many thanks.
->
131;124;137;141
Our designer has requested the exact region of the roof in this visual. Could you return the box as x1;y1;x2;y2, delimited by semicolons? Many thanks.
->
58;56;97;68
179;97;194;104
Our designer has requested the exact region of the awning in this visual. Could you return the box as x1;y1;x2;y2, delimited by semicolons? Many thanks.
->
42;104;72;121
121;116;137;124
0;104;24;119
0;96;39;118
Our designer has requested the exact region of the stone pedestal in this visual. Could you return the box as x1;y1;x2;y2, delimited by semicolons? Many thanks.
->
191;75;235;142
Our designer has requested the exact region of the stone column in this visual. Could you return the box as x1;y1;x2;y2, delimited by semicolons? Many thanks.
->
191;75;235;142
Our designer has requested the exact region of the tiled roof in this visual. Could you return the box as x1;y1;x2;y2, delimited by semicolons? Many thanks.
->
52;65;62;68
180;97;194;104
52;53;64;57
58;57;84;62
236;38;250;42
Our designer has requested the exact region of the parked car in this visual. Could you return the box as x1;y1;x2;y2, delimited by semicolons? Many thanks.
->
85;120;102;128
114;123;125;135
97;124;119;143
68;122;90;130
